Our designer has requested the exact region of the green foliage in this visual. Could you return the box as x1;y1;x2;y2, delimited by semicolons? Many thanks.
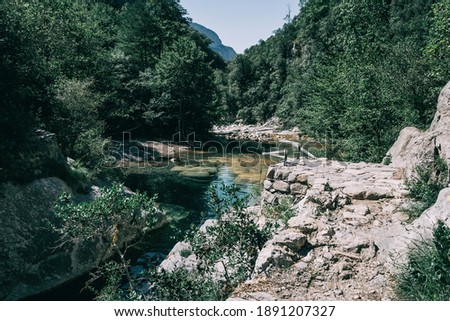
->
1;0;223;183
224;0;450;162
395;221;450;301
186;183;275;290
426;0;450;82
405;158;449;218
145;37;218;137
53;183;159;244
51;78;107;167
86;261;127;301
262;196;296;226
145;269;224;301
118;0;188;70
383;154;393;166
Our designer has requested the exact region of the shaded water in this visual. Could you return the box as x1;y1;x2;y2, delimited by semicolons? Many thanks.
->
123;150;276;273
28;141;301;300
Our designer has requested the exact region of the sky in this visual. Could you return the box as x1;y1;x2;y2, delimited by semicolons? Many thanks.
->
180;0;300;53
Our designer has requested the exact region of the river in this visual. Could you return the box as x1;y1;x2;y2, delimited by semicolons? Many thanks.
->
27;140;301;300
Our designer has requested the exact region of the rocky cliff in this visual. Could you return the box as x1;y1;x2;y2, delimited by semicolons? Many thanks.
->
0;134;166;300
387;81;450;178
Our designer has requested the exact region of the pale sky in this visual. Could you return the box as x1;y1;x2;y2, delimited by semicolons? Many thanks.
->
180;0;300;53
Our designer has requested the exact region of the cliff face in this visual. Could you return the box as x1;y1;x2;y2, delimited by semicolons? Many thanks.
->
0;134;166;300
387;81;450;178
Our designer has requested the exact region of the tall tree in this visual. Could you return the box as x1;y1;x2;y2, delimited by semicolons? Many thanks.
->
118;0;188;70
147;38;217;137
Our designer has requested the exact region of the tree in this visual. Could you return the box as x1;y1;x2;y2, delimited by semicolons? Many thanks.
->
53;183;160;294
147;38;217;137
51;78;106;168
118;0;188;70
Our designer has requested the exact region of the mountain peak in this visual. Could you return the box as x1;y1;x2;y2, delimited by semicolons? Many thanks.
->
191;22;237;61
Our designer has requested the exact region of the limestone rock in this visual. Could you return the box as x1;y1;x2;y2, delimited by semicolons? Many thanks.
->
264;180;273;190
272;229;307;250
388;81;450;178
262;190;277;204
346;204;371;216
365;186;393;200
159;242;197;273
228;292;275;301
274;169;291;181
273;181;290;193
254;243;295;274
290;183;308;196
288;216;318;234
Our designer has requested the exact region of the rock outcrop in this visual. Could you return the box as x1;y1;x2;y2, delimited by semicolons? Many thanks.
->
0;177;167;300
387;81;450;178
228;160;406;300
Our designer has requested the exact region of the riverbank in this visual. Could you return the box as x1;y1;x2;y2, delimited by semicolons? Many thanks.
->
211;117;304;142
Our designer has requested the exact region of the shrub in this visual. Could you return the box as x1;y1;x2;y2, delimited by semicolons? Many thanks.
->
404;157;449;218
187;183;275;290
53;183;159;244
395;221;450;300
144;269;224;301
262;196;296;226
52;183;159;297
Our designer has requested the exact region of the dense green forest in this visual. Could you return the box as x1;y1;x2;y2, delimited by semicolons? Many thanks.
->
223;0;450;162
1;0;450;183
0;0;224;182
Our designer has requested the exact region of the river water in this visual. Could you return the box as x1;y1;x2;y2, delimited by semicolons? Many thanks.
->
27;140;300;300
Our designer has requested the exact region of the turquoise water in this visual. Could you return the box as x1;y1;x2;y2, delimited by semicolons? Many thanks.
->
28;148;275;300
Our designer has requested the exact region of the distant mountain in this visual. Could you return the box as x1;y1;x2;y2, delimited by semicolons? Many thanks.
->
191;22;237;61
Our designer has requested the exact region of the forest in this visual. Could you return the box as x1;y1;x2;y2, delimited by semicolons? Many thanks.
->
224;0;450;162
0;0;225;182
1;0;450;183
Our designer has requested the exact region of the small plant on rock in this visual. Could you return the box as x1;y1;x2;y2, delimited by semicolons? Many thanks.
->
395;220;450;300
404;157;449;218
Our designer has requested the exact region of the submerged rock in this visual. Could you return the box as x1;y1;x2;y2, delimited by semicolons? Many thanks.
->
171;165;218;179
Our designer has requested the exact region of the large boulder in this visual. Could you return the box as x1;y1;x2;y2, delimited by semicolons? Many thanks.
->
159;242;197;273
387;81;450;178
0;177;166;300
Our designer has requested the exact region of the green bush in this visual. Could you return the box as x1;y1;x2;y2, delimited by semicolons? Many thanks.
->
53;183;159;244
144;269;224;301
187;183;275;290
262;196;296;226
405;158;449;218
52;183;161;299
395;221;450;301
